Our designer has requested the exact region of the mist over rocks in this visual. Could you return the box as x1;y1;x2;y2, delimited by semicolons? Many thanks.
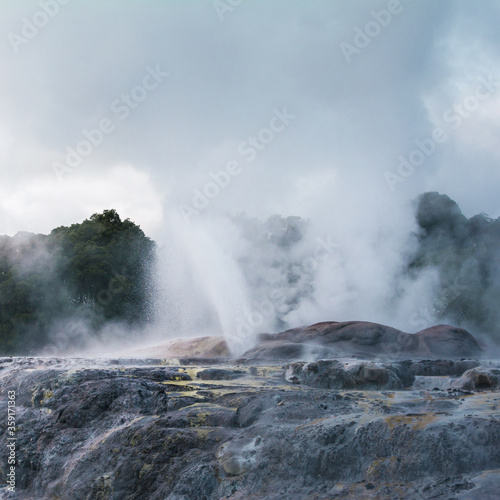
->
0;320;493;499
119;319;483;362
241;320;483;361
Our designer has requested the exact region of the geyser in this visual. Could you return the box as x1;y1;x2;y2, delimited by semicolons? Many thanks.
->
154;212;254;354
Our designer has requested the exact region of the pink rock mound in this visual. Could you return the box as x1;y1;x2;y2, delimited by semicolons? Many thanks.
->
125;336;230;359
243;321;482;360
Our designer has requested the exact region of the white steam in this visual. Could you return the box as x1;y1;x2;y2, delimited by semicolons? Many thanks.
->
155;212;254;354
153;192;442;356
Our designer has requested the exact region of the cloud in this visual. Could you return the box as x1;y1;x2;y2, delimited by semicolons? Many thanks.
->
0;164;163;237
1;0;500;345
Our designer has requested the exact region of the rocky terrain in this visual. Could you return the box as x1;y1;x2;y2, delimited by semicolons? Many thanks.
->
1;321;500;499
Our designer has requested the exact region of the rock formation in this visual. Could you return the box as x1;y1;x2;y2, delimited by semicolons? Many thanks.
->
0;321;498;499
243;321;483;360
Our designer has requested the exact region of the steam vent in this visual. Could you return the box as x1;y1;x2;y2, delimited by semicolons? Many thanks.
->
2;321;500;499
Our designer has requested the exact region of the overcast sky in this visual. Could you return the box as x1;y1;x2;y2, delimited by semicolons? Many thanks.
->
1;0;500;239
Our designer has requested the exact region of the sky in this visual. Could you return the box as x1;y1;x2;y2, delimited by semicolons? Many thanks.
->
1;0;500;238
1;1;500;345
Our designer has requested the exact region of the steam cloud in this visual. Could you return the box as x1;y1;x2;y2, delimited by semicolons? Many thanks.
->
2;190;499;357
153;191;500;355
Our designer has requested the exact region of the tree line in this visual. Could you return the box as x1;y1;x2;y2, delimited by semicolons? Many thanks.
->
0;210;155;354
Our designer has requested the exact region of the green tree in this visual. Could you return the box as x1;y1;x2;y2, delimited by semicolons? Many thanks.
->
0;210;156;354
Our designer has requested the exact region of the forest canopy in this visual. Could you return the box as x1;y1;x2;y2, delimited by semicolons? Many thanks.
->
0;210;155;354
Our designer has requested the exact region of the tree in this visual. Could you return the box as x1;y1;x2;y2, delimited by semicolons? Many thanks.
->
0;210;156;354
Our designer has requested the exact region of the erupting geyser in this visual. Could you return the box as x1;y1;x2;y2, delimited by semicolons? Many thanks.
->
154;212;255;354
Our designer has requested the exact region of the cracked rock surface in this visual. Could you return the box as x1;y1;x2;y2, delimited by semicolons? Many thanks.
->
1;348;500;499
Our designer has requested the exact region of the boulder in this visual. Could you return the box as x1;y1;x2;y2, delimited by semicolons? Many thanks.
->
196;368;245;380
284;360;404;390
451;367;500;391
121;336;230;359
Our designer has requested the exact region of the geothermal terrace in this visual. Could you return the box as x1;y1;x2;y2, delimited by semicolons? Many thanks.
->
1;321;499;499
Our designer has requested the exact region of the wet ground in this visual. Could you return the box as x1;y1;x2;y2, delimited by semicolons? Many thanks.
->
1;356;499;499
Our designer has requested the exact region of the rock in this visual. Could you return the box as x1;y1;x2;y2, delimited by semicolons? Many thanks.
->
239;340;306;360
196;368;245;380
404;359;480;377
414;325;483;358
122;336;230;358
456;470;500;499
451;367;500;391
236;394;280;428
0;326;496;499
243;321;483;361
284;360;404;390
